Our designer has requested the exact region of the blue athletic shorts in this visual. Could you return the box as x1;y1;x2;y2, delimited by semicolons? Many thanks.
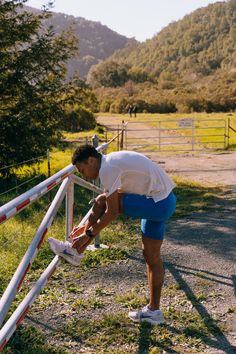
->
122;191;176;240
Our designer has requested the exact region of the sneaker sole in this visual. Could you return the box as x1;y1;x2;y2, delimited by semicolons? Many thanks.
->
128;315;165;325
48;239;81;266
58;252;81;266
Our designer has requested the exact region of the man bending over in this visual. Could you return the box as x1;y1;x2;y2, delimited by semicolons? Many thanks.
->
49;145;176;325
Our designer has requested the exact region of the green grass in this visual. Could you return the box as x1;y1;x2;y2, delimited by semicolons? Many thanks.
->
3;325;65;354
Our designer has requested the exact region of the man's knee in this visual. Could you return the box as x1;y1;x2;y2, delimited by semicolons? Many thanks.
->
142;249;161;267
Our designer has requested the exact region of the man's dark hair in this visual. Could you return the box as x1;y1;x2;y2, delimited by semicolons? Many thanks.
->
72;144;101;165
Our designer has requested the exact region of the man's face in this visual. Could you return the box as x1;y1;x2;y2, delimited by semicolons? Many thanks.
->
75;157;99;180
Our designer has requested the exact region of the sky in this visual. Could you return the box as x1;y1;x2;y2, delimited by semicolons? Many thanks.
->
26;0;219;42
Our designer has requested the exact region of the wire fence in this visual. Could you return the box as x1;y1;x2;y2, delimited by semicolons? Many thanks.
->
0;175;42;197
0;155;46;172
0;153;51;202
0;127;124;202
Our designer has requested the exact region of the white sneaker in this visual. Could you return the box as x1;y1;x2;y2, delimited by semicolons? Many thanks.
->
128;305;165;325
48;237;83;266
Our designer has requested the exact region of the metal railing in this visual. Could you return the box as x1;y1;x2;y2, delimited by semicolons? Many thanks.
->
0;129;126;350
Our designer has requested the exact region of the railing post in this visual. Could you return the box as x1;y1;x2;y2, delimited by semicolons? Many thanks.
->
125;122;128;149
192;119;195;151
47;149;51;202
120;121;124;150
158;121;161;151
117;125;120;151
47;149;51;178
92;138;101;249
105;128;108;143
226;117;230;149
66;180;74;241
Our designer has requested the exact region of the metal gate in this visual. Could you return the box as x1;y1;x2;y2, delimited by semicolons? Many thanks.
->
123;118;228;153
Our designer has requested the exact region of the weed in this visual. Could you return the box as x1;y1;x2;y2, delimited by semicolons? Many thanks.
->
80;247;128;269
115;291;147;309
226;307;235;314
3;324;65;354
72;297;105;311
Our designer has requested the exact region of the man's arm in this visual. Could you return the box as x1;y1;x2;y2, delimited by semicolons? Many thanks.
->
89;190;120;235
70;193;107;239
72;190;121;253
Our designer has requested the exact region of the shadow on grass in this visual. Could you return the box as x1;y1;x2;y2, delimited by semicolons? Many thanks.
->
168;263;236;292
174;182;236;219
138;323;181;354
3;324;64;354
165;262;236;353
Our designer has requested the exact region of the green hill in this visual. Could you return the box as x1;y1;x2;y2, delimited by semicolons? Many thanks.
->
24;6;136;77
88;0;236;113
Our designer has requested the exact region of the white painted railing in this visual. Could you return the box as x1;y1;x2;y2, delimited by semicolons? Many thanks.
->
0;142;111;351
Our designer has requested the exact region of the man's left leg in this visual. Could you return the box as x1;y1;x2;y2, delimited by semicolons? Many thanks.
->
128;236;166;324
128;218;166;325
142;237;164;310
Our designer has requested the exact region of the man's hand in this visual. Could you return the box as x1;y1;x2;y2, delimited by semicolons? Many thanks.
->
72;233;93;254
70;225;85;240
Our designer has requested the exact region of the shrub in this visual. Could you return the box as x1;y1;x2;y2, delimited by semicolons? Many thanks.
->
63;106;96;131
100;99;112;112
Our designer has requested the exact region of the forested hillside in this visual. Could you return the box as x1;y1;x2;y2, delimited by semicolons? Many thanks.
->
88;0;236;113
24;6;135;77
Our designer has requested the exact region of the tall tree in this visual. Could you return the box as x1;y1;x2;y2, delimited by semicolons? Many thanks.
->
0;0;78;170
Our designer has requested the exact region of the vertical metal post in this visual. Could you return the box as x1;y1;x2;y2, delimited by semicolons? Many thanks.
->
117;125;120;151
125;122;128;149
47;149;51;201
158;121;161;151
66;181;74;241
226;117;230;149
93;180;101;249
192;120;195;151
47;149;51;178
92;137;101;248
224;119;226;150
120;120;124;150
